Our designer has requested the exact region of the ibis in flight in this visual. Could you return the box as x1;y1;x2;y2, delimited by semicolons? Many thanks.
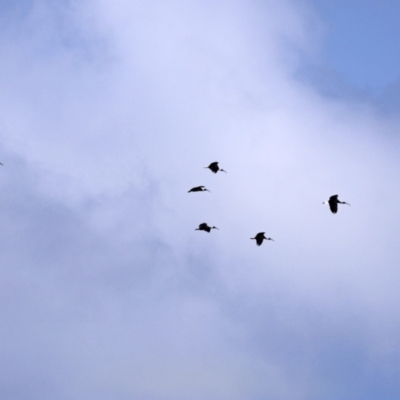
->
195;223;219;233
323;194;350;214
188;186;210;193
251;232;274;246
205;162;227;174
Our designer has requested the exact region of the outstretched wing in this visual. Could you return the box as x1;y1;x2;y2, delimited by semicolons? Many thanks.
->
255;232;265;246
208;162;219;173
199;223;211;232
329;199;338;213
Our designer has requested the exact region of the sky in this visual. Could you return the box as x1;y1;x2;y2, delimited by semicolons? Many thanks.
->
1;1;400;399
313;0;400;90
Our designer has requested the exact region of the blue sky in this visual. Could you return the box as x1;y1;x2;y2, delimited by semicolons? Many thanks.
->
313;0;400;90
1;1;400;399
308;0;400;112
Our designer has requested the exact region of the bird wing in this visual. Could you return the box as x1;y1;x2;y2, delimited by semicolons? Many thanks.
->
208;162;219;173
254;232;265;245
329;195;338;201
329;199;338;213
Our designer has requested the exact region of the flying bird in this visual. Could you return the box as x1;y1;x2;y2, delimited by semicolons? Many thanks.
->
188;186;210;193
323;194;351;214
251;232;274;246
195;223;219;233
205;162;227;174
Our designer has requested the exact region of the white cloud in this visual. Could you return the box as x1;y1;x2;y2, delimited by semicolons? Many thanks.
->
0;0;400;399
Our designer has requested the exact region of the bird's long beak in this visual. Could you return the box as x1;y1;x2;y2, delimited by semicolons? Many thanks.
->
221;169;227;173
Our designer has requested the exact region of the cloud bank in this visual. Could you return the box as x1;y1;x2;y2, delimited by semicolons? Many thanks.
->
1;1;400;399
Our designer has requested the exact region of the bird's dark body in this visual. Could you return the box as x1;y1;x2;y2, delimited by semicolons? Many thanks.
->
205;162;226;174
196;223;218;233
326;194;350;214
188;186;210;193
251;232;274;246
328;195;339;213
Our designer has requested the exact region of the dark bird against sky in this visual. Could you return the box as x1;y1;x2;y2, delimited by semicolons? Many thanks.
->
205;162;227;174
251;232;274;246
195;223;219;233
323;194;351;214
188;186;210;193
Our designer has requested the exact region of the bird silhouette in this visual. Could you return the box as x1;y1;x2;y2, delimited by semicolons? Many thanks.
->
323;194;350;214
251;232;274;246
195;223;218;233
205;162;227;174
188;186;210;193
